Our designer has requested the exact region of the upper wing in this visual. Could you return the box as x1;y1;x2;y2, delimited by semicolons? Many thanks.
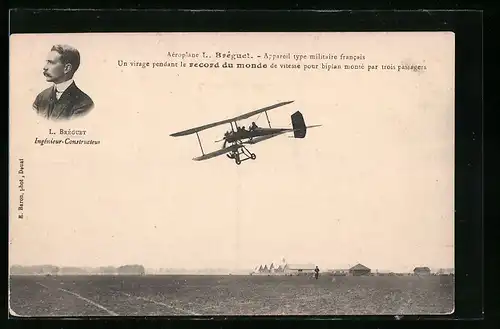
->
170;101;294;137
230;100;294;122
193;144;240;161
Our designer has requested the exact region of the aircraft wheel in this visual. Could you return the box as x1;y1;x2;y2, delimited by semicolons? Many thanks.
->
251;153;256;160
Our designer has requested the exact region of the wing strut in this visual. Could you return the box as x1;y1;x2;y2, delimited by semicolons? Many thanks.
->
196;132;205;155
265;111;272;128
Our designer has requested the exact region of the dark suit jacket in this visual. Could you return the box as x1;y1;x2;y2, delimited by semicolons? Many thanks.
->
33;81;94;120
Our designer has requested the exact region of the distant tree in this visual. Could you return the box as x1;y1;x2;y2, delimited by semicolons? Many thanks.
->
99;266;118;275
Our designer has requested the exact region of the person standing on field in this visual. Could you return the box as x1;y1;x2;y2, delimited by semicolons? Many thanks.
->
314;266;320;280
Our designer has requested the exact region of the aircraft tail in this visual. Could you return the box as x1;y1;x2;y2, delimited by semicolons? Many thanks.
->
291;111;307;138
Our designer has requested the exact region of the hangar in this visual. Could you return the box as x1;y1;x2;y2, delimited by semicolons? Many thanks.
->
349;263;371;276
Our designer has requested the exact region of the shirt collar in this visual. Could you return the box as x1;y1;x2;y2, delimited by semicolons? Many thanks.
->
54;79;74;93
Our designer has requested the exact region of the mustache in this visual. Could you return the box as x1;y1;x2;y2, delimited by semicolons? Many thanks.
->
43;72;52;77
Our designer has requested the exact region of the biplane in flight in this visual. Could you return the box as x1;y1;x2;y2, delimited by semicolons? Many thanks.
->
170;101;321;165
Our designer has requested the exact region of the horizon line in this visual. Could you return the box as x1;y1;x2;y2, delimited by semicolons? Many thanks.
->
9;264;455;271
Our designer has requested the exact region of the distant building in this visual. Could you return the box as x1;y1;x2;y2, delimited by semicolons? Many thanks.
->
117;264;145;275
436;268;454;275
283;264;316;276
252;264;274;275
413;267;431;276
349;263;371;276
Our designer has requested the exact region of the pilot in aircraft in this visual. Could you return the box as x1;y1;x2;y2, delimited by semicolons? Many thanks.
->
236;126;247;136
249;122;258;131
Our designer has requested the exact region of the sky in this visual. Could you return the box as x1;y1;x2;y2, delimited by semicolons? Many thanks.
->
9;32;455;273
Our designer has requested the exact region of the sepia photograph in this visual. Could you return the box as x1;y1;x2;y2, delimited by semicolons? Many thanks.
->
9;31;455;317
33;44;94;121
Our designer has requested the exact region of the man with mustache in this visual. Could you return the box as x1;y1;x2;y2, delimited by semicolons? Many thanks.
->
33;44;94;120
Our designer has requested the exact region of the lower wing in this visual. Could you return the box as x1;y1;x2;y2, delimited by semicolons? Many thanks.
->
193;144;240;161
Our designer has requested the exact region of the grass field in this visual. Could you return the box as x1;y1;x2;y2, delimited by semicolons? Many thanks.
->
9;274;454;317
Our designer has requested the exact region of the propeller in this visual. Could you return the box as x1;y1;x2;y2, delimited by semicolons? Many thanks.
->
214;136;229;149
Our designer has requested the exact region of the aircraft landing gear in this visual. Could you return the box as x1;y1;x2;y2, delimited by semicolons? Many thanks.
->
229;144;256;165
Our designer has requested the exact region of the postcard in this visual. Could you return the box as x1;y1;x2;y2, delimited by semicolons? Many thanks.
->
9;31;455;317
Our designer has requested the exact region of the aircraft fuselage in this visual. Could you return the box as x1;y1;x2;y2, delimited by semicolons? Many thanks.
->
224;127;291;143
